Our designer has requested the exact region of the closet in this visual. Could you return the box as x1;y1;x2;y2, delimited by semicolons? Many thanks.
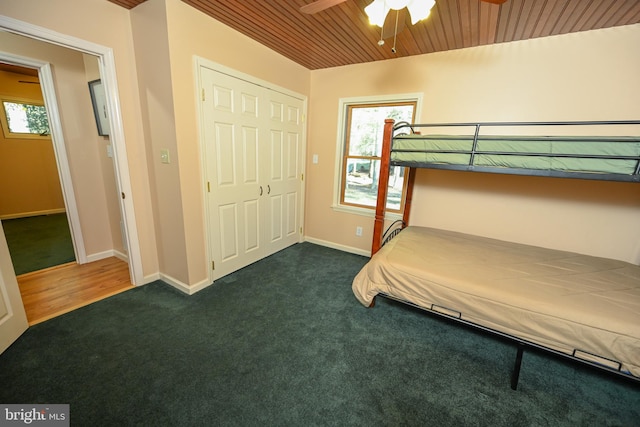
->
200;67;305;279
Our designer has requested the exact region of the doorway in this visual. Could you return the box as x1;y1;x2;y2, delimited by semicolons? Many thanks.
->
0;15;144;287
0;22;146;334
0;62;76;275
0;54;131;324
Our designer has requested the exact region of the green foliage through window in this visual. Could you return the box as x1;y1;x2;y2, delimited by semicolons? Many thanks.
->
2;100;50;136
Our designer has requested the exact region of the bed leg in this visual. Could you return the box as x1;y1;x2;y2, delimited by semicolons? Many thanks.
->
511;344;524;391
368;297;376;308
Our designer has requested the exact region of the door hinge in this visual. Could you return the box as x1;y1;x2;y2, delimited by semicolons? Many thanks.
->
207;181;210;192
301;173;304;181
212;260;215;270
299;227;303;234
202;88;205;102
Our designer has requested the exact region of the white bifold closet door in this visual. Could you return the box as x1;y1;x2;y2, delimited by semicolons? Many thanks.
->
201;68;304;280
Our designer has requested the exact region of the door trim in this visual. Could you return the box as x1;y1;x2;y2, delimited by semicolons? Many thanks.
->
0;52;87;263
194;56;308;285
0;14;143;285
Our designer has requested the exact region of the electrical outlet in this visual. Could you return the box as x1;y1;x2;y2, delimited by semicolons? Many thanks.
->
356;226;363;237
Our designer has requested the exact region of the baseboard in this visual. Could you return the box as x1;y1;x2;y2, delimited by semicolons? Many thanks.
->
113;250;129;263
85;249;128;263
143;239;368;296
303;236;371;257
141;272;161;285
159;273;213;295
0;209;66;220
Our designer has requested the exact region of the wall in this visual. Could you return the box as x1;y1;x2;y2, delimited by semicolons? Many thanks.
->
306;24;640;264
0;69;65;218
130;0;311;289
3;0;637;294
165;0;310;286
83;54;125;255
0;0;159;278
1;0;310;291
130;0;186;285
0;31;122;257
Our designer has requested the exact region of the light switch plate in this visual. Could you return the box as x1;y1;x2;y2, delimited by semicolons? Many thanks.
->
160;148;170;164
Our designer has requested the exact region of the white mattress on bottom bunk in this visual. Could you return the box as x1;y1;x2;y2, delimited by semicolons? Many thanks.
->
352;226;640;377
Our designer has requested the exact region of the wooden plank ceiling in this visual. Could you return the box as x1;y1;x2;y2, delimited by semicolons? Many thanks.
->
107;0;640;70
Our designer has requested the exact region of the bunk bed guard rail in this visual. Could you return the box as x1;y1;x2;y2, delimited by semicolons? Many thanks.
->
371;119;640;255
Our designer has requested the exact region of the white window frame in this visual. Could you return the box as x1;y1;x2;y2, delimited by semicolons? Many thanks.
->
332;93;423;218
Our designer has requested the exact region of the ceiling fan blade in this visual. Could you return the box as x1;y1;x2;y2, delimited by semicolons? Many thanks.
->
300;0;348;14
480;0;508;4
381;9;407;40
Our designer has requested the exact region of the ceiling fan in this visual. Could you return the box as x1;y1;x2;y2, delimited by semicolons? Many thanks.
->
300;0;508;15
301;0;508;52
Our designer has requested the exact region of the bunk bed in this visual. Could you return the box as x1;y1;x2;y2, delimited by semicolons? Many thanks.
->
351;119;640;389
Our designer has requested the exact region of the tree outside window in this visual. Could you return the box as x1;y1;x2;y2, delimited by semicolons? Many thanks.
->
0;98;50;139
341;101;416;212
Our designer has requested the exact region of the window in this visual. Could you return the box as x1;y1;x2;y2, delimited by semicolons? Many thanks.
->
336;96;418;214
0;97;50;139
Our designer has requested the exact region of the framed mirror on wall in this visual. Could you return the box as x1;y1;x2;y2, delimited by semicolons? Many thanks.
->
88;79;109;136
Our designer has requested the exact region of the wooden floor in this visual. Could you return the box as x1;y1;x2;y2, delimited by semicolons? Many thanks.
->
17;257;134;325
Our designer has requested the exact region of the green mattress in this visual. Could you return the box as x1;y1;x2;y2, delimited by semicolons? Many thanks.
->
391;134;640;176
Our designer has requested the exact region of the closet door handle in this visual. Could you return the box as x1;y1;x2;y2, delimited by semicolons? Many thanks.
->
267;185;271;195
259;186;263;196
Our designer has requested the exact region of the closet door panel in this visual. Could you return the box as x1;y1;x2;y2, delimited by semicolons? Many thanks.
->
218;203;238;261
266;94;303;252
244;199;260;253
214;123;235;186
203;69;264;279
268;194;283;243
201;65;304;280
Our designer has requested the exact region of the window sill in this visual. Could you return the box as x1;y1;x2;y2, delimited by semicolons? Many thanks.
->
331;204;403;221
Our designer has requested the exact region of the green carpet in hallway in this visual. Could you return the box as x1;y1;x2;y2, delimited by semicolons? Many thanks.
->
1;213;75;275
1;242;638;426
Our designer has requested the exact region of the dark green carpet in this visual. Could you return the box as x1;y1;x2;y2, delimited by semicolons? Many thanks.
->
1;213;75;275
1;243;638;426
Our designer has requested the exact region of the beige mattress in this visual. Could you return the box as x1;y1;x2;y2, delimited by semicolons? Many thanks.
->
352;226;640;377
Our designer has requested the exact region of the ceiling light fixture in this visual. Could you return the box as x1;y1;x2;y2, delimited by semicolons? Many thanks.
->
365;0;436;27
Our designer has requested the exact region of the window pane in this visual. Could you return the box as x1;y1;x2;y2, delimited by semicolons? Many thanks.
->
386;166;405;211
347;104;415;157
2;101;50;135
344;158;379;207
340;98;416;213
344;160;404;210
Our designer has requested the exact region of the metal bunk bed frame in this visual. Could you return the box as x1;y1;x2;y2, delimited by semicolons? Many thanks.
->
373;118;640;255
390;119;640;182
369;118;640;390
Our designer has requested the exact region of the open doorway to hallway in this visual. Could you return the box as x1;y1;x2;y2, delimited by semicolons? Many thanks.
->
0;62;76;275
0;38;132;324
